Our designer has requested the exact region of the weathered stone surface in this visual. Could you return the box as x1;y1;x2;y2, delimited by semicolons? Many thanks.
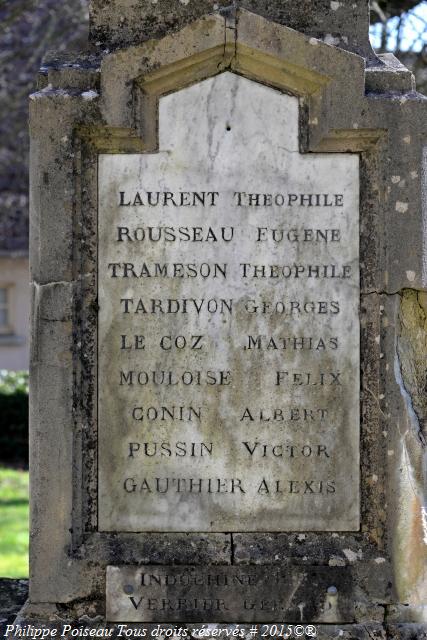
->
0;579;28;630
397;290;427;444
27;1;427;630
385;624;427;639
98;72;360;532
106;565;358;623
29;90;100;284
29;281;84;602
77;532;231;565
89;0;372;59
365;54;415;94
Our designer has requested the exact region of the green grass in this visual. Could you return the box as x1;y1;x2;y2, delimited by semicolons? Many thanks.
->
0;466;29;578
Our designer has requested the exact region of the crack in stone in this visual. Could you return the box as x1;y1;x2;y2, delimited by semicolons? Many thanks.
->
219;3;237;69
33;280;73;288
32;275;92;288
362;288;424;297
230;532;235;565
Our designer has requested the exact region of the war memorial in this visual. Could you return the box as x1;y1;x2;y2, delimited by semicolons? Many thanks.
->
17;0;427;636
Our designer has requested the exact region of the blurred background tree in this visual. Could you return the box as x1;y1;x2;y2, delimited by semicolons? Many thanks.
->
370;1;427;93
0;0;88;247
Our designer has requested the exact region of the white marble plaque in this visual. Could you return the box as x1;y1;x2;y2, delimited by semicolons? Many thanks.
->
98;72;360;532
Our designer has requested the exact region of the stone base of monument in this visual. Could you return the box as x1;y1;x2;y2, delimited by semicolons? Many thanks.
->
0;579;28;629
10;606;427;640
10;572;427;640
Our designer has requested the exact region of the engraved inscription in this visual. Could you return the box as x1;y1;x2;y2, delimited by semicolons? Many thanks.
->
106;565;356;623
98;72;360;532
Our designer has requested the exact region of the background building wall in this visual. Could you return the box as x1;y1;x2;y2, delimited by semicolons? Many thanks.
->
0;256;30;370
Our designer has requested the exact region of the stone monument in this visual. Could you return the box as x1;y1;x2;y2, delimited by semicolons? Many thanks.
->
25;0;427;636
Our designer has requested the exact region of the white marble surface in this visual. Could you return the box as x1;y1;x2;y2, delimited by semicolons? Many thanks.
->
98;72;360;532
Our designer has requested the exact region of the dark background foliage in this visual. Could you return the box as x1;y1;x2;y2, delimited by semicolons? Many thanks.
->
0;372;29;466
0;392;28;467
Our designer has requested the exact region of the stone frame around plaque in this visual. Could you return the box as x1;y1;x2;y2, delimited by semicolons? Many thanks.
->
78;9;383;587
29;8;426;618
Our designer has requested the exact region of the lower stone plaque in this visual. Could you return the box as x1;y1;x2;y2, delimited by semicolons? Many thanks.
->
106;565;355;623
